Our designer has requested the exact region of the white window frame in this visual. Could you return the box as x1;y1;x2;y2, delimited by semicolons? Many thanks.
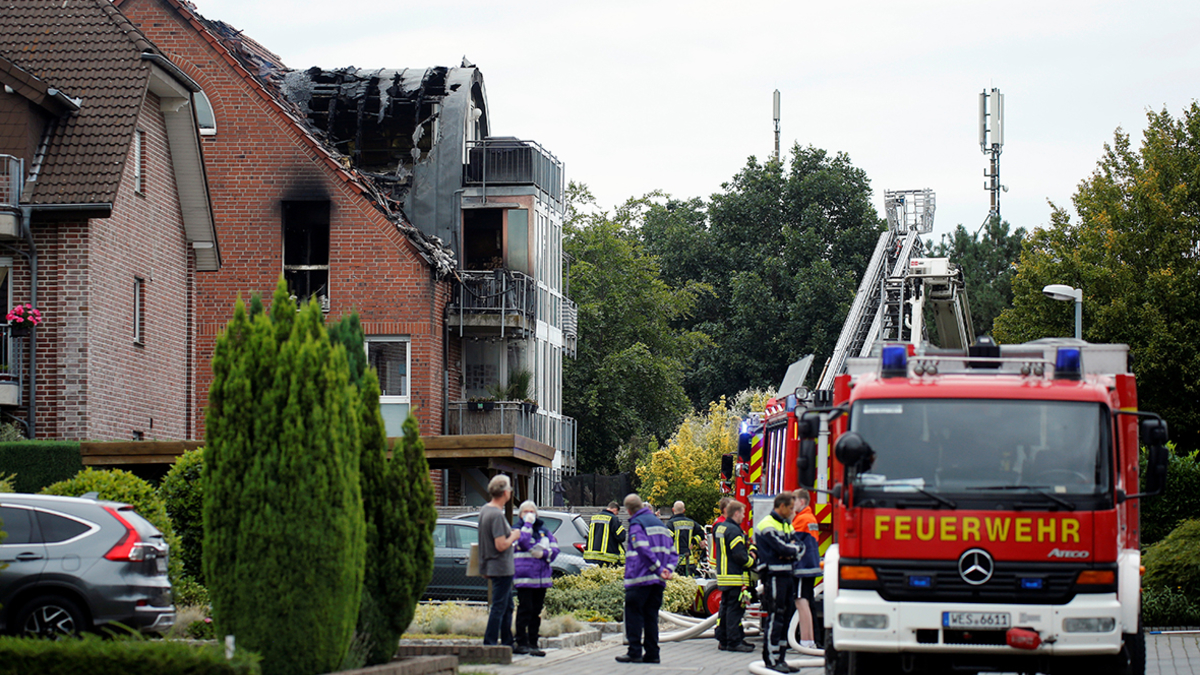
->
366;336;410;403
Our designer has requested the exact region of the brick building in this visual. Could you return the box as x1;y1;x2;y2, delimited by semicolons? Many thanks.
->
0;0;218;441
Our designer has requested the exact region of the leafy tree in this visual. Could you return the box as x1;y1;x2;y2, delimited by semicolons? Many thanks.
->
994;105;1200;453
641;146;883;407
330;312;435;666
159;448;205;584
564;184;711;473
637;397;740;521
926;217;1026;339
204;279;365;675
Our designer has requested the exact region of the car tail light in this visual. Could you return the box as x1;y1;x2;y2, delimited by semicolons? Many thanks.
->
103;506;146;561
573;543;585;553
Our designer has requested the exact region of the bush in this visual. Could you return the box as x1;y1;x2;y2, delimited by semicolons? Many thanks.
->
0;441;82;493
1140;444;1200;546
1143;519;1200;600
0;471;14;493
1142;585;1200;627
0;634;259;674
159;448;205;583
544;566;695;620
41;467;183;584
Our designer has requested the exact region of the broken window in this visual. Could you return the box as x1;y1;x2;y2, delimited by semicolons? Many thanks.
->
195;91;216;136
282;201;330;308
463;208;503;270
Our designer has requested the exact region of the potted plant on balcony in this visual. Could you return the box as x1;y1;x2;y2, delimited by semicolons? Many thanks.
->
467;397;496;412
6;303;42;336
0;364;13;383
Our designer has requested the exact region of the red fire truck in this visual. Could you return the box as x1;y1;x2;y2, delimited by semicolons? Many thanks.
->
808;340;1170;675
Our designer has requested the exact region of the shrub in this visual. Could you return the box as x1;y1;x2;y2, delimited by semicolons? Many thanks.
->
159;448;205;583
41;467;183;584
0;471;14;493
0;634;259;674
1142;585;1200;627
204;281;365;675
1143;518;1200;600
1140;444;1200;546
0;441;82;493
544;566;694;620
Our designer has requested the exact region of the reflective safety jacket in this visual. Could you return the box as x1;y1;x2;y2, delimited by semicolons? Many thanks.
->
624;507;679;588
514;518;560;588
713;519;752;588
584;511;625;564
666;513;704;560
755;510;802;576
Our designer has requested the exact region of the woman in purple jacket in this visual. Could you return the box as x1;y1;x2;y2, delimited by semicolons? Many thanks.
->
513;500;559;656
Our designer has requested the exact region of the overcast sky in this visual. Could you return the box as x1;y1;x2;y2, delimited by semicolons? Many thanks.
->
190;0;1200;241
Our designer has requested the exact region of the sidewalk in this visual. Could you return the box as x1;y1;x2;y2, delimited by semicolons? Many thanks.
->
1148;632;1200;675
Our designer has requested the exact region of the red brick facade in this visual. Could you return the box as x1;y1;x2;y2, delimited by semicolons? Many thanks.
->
119;0;461;469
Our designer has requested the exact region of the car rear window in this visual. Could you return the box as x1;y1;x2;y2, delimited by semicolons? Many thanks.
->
0;506;34;544
117;508;163;540
450;524;476;549
36;510;91;543
540;516;562;532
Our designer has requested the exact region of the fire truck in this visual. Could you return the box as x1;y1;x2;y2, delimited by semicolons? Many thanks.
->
812;340;1169;675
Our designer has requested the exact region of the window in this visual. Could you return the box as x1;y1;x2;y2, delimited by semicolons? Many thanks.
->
195;91;216;136
432;523;449;548
36;510;93;544
133;277;145;344
0;506;33;544
282;201;330;309
367;337;410;437
133;129;145;194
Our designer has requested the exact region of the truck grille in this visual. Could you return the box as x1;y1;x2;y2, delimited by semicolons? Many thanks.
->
842;559;1114;605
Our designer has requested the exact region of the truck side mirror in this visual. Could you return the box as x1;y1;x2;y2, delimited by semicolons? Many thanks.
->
721;454;734;481
835;432;875;472
1144;444;1169;496
737;431;753;462
1140;418;1169;447
797;438;817;486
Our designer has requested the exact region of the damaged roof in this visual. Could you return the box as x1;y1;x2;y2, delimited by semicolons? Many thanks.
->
129;0;458;276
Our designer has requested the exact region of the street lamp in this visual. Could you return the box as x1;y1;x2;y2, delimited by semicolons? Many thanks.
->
1042;284;1082;340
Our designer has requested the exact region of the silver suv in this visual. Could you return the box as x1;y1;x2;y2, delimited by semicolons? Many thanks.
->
0;493;174;636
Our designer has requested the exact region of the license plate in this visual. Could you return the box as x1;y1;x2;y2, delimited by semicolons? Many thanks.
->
156;557;167;573
943;611;1011;629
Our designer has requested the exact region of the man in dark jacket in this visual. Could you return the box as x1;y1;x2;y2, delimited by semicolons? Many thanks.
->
584;502;625;566
756;492;803;673
616;493;679;664
713;500;755;652
666;501;705;576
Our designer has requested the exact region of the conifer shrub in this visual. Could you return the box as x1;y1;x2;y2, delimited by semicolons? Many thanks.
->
204;280;365;675
41;467;183;583
159;448;205;584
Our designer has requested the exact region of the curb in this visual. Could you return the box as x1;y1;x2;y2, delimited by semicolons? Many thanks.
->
539;629;601;649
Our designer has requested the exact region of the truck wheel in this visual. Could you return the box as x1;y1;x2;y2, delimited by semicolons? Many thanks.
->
824;627;849;675
702;585;722;617
1115;631;1145;675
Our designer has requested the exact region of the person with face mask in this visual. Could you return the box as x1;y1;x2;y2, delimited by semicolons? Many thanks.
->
512;501;559;656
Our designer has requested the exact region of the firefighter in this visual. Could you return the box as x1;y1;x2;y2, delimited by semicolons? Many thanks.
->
756;491;802;673
713;500;755;652
666;501;705;576
615;493;678;664
583;501;625;566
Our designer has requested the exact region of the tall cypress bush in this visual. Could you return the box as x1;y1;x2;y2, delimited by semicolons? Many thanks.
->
204;279;365;675
330;313;435;665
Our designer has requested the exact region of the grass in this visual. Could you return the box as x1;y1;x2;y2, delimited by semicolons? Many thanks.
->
405;602;584;638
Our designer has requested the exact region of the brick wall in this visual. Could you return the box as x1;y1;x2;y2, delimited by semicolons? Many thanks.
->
119;0;453;447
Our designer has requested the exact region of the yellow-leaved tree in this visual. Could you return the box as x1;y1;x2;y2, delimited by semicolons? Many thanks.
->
637;397;740;522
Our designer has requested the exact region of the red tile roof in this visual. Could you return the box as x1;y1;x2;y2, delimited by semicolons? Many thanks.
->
0;0;164;205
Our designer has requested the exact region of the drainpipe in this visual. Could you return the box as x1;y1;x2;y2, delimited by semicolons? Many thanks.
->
21;205;35;439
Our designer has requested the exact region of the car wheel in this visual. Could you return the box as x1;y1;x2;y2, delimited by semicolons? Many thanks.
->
16;595;88;638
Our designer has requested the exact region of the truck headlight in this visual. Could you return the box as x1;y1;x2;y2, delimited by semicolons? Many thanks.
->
838;613;889;629
1062;617;1116;633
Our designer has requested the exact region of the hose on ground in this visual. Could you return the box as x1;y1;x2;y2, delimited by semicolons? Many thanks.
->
658;610;761;642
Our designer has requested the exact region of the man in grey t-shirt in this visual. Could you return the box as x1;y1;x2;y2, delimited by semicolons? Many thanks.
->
480;474;520;646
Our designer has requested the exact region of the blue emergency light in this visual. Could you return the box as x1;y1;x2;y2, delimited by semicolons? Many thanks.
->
1020;577;1045;590
907;575;932;589
1055;347;1082;380
881;345;908;378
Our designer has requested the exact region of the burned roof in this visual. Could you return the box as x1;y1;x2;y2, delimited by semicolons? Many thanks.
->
0;0;158;205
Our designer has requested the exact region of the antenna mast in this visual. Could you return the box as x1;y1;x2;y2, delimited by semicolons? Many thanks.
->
773;90;781;162
979;88;1004;234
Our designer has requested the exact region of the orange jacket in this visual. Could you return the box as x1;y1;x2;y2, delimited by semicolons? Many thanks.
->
792;506;819;538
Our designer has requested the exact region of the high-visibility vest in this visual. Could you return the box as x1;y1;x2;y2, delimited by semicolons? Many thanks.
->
584;512;623;564
714;520;750;588
667;514;701;558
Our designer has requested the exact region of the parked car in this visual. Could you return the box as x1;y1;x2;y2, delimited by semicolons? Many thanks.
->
0;493;174;636
424;516;593;601
451;509;591;555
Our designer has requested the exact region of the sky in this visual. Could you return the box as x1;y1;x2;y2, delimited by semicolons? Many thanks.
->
188;0;1200;242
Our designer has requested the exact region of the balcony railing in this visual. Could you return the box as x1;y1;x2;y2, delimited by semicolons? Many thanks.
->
0;325;25;407
451;270;536;335
464;138;563;203
0;155;22;208
447;401;576;471
562;298;578;357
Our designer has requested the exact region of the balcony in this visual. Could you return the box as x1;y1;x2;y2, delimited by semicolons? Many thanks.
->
562;298;578;357
0;325;25;407
0;155;24;239
464;138;563;203
447;401;576;469
447;269;536;337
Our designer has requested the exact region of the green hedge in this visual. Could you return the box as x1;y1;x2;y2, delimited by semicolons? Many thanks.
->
544;566;695;621
1139;444;1200;546
0;635;260;675
0;441;82;493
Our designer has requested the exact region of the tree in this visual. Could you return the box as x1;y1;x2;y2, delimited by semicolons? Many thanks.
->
204;278;365;675
927;217;1026;339
637;397;740;521
564;184;711;473
994;105;1200;453
641;146;883;407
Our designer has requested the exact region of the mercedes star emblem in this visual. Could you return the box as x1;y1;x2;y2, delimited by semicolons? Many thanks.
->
958;548;994;585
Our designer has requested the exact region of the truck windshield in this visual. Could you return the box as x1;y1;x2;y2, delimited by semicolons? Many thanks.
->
849;399;1110;497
